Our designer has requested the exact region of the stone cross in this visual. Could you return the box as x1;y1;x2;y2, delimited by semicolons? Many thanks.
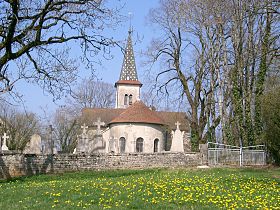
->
171;125;185;153
81;123;88;134
175;121;181;130
93;117;105;135
1;133;9;151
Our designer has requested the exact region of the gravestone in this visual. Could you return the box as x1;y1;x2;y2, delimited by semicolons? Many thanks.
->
1;133;9;151
199;144;208;165
81;123;88;135
183;132;192;152
93;117;105;135
89;118;105;153
23;134;42;154
77;124;89;153
108;137;117;153
170;121;185;152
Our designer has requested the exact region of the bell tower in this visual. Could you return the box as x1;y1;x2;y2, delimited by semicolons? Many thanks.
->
115;30;142;108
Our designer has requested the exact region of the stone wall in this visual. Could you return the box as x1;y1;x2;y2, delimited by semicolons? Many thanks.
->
0;152;203;179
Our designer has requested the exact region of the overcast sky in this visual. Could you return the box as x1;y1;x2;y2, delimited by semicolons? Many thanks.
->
12;1;160;116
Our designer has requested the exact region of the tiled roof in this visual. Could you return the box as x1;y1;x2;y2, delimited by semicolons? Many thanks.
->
115;80;142;87
81;108;125;126
81;104;190;132
157;111;189;131
109;101;166;125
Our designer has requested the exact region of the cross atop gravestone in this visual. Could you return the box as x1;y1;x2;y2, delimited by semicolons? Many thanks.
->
2;133;9;151
81;123;88;134
175;121;181;130
77;124;89;153
171;122;185;152
93;117;105;135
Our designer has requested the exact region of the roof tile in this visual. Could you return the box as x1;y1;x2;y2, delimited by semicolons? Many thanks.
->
109;101;165;125
81;103;190;132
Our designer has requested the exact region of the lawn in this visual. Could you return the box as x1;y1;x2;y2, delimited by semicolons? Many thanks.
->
0;168;279;209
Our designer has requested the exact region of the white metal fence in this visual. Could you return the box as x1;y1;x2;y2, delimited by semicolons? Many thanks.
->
207;142;266;166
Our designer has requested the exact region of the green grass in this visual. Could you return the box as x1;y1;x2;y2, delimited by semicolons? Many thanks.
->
0;167;279;209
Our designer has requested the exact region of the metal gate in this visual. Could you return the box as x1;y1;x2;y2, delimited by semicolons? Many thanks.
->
207;142;266;166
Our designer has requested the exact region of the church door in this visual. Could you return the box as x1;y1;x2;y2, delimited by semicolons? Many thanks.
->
119;137;126;153
136;138;144;153
154;139;159;153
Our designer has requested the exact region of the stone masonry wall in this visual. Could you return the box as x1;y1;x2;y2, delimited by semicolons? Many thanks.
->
0;152;203;179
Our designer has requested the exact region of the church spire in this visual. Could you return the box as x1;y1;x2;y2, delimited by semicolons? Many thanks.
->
119;30;138;81
115;28;142;109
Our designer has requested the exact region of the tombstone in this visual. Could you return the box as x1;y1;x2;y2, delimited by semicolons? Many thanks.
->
41;140;57;154
76;124;89;153
81;123;88;135
23;134;42;154
170;121;185;152
183;132;192;152
108;137;117;153
93;117;105;136
199;144;208;165
1;133;9;151
86;118;106;153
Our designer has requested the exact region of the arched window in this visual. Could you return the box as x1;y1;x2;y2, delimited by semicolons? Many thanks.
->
154;139;159;153
129;94;133;105
119;137;126;153
124;94;128;105
136;138;144;153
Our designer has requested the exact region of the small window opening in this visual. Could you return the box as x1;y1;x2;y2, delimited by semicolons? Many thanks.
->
136;138;144;153
119;137;126;153
154;139;159;153
129;94;133;105
124;94;128;105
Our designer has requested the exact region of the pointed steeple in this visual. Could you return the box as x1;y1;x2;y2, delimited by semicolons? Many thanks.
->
115;28;142;109
119;30;138;81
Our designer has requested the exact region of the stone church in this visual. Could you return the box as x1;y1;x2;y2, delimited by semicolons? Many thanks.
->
77;30;191;154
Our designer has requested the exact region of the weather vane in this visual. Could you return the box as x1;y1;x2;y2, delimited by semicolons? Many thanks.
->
128;12;133;33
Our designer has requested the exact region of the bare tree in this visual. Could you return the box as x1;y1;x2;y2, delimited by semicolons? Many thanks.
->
51;106;79;153
49;79;115;152
147;0;221;150
0;102;39;150
67;78;115;114
0;0;122;97
147;0;279;150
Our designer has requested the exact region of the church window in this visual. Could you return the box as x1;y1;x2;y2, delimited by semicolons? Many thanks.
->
119;137;126;153
124;94;128;105
154;139;159;153
136;138;144;153
129;94;133;105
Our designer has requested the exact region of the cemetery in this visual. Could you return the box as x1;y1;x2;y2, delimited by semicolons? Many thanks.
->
0;29;268;180
0;1;279;209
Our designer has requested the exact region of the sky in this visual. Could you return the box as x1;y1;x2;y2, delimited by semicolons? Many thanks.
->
11;1;161;116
